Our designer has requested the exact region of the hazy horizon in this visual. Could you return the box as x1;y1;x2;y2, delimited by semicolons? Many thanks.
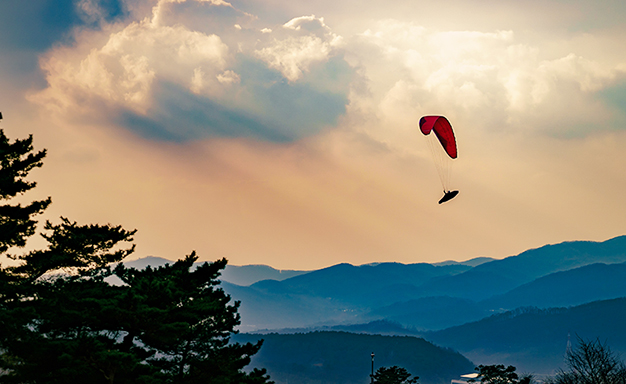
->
124;253;500;270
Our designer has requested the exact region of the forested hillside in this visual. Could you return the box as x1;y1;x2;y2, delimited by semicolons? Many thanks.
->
232;331;475;384
426;298;626;374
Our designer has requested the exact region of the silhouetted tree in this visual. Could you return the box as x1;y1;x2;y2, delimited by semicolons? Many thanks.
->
546;338;626;384
0;128;272;384
0;129;50;254
469;364;533;384
372;366;419;384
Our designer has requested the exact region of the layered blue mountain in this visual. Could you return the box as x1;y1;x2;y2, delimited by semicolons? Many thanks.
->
249;262;471;306
219;266;451;330
222;236;626;331
223;262;474;330
481;261;626;309
379;260;626;330
368;296;487;330
120;236;626;333
221;280;357;331
414;236;626;300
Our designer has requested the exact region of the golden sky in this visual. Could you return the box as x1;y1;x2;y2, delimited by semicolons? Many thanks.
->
1;0;625;269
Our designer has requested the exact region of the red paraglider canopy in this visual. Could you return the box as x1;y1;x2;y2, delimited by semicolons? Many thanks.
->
419;116;457;159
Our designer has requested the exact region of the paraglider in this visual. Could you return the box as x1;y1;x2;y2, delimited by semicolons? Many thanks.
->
419;115;459;204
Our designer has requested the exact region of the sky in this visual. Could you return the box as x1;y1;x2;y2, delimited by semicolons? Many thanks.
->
0;0;625;270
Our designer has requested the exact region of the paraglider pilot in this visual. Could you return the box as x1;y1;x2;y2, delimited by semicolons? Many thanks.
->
438;190;459;204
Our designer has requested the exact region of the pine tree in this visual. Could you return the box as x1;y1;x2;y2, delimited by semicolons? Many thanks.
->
0;129;50;253
469;365;533;384
372;366;419;384
0;128;272;384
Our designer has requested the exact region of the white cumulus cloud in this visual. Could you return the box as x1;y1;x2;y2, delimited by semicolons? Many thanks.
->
32;7;231;116
255;15;344;82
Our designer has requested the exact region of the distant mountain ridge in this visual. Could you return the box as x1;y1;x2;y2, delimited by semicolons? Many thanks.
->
249;262;472;307
122;255;499;287
433;257;497;267
220;264;308;286
413;236;626;300
481;261;626;309
121;257;309;286
377;259;626;330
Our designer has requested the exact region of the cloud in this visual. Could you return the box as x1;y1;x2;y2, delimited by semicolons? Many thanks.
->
340;19;626;147
29;0;353;143
255;16;342;82
29;0;626;147
32;18;229;114
113;55;348;142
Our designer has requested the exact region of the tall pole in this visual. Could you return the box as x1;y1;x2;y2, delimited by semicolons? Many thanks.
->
371;352;375;383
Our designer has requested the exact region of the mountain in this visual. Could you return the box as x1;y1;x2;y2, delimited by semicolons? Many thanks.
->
368;296;488;331
368;260;626;331
122;256;172;269
249;262;471;307
106;256;174;285
226;236;626;331
425;298;626;375
221;281;361;332
481;261;626;310
232;331;475;384
250;319;424;337
119;257;309;286
219;264;308;286
223;262;472;330
250;293;626;377
412;236;626;300
433;257;497;267
120;236;626;333
321;319;422;335
114;237;626;379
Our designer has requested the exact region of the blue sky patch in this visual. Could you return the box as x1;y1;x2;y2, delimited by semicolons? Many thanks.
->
0;0;126;53
599;81;626;112
0;0;127;87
